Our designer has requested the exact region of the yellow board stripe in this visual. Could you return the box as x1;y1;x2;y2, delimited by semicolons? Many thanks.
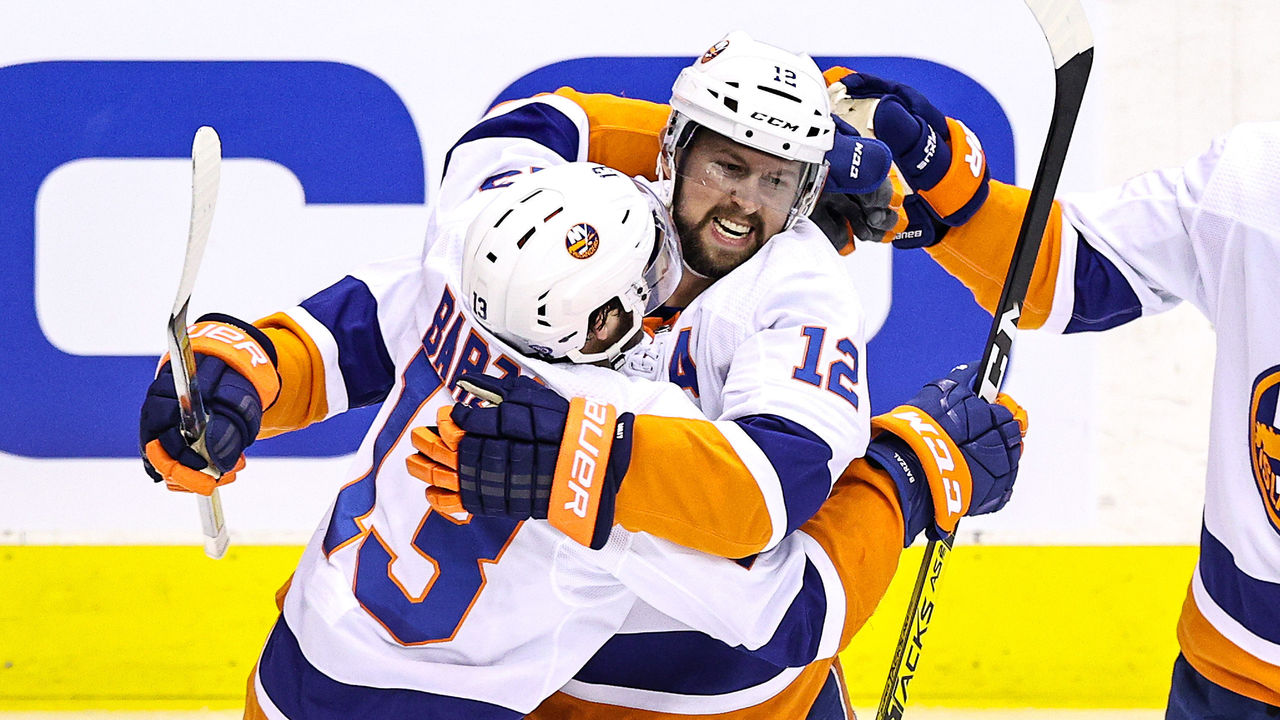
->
0;545;1195;710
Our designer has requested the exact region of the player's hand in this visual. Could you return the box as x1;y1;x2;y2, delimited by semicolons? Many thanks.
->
864;363;1027;545
406;373;634;550
830;71;990;244
138;314;280;496
823;116;894;196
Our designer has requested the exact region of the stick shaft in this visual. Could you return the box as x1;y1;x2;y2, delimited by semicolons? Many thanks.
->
166;125;228;559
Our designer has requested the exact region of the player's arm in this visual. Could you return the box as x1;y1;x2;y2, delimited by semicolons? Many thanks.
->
251;255;424;436
435;88;668;217
600;364;1026;667
139;257;423;491
408;252;870;559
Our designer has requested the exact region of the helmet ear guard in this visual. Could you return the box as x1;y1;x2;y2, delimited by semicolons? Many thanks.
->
461;163;682;366
657;31;835;230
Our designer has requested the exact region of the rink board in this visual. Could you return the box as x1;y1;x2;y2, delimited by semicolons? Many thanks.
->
0;545;1195;710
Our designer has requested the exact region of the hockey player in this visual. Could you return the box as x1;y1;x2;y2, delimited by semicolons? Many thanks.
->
403;33;1021;719
821;71;1280;719
138;160;1024;718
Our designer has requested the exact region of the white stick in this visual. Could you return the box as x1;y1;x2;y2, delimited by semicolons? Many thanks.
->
166;125;229;560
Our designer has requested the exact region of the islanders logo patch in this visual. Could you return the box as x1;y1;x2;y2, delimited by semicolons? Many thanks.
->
565;223;599;259
701;39;729;64
1250;364;1280;534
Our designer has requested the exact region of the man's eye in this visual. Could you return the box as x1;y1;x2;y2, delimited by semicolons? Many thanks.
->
715;161;745;176
763;176;791;190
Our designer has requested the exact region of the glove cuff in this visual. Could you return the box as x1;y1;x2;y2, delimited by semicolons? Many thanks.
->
172;316;282;408
917;117;989;224
548;398;624;550
871;405;973;535
863;434;929;546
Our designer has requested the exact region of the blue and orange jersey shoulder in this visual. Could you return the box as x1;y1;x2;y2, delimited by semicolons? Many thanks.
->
549;87;669;180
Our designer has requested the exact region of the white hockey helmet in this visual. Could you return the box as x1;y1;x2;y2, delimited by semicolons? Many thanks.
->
461;163;683;366
659;31;835;229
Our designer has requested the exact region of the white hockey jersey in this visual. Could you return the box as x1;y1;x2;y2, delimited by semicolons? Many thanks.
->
246;155;866;717
428;90;885;718
928;122;1280;705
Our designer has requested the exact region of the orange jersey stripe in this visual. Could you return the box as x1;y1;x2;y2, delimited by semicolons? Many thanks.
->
617;415;773;559
528;658;836;720
254;311;330;437
1177;582;1280;706
552;87;670;180
801;459;906;649
925;180;1064;329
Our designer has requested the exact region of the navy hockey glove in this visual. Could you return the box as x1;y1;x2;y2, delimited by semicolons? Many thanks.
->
823;116;894;196
139;313;279;495
407;373;633;550
864;364;1027;545
830;71;990;243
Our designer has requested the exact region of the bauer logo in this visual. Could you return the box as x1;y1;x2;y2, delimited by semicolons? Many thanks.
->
565;223;600;259
1249;364;1280;534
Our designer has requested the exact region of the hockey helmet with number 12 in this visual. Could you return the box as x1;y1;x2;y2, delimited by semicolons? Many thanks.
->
658;31;836;229
462;163;683;366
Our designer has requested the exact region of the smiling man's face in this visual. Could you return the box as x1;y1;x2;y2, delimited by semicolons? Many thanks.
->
672;130;805;279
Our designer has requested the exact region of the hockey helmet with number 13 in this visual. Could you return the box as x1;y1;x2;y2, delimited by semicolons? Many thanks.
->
462;162;683;366
658;30;836;230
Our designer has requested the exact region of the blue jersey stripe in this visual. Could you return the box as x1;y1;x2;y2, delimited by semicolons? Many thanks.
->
736;414;835;536
573;560;829;695
300;275;397;409
1198;523;1280;644
441;101;581;178
1063;235;1144;333
575;631;788;695
258;615;522;719
749;559;828;667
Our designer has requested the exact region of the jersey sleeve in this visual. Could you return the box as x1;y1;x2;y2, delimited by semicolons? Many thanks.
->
925;131;1247;335
586;458;904;670
435;88;669;221
616;229;871;559
256;255;425;436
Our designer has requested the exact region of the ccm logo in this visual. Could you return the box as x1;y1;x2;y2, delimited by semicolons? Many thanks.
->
189;322;271;367
564;399;612;517
892;409;963;517
748;111;800;132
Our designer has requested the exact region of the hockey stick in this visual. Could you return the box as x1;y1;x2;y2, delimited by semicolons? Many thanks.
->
875;2;1093;718
166;125;230;560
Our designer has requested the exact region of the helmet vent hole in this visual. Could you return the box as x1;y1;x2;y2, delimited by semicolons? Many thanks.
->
494;208;514;228
520;189;544;204
708;90;720;98
806;127;821;138
558;332;577;343
485;252;498;263
782;142;791;150
537;319;552;327
725;81;739;88
757;85;800;103
744;129;754;138
537;305;547;316
538;290;550;301
723;97;738;112
544;206;563;222
517;227;536;248
621;209;631;224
